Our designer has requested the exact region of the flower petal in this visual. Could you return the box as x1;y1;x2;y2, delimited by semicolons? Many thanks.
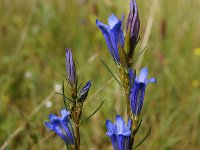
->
106;120;116;136
108;14;119;29
115;115;126;135
49;114;58;122
147;77;156;84
45;122;53;130
60;109;70;118
52;120;70;144
138;67;148;83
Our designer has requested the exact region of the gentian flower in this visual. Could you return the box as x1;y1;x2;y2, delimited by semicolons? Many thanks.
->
79;80;92;102
106;115;131;150
125;0;140;58
66;49;77;88
130;67;156;116
96;14;124;64
45;109;75;145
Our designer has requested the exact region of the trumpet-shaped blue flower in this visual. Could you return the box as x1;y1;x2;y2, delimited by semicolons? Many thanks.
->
130;67;156;116
96;14;124;64
106;115;131;150
45;109;75;145
79;80;92;102
66;49;77;87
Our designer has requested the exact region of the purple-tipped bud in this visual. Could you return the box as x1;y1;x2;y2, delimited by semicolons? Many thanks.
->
79;80;92;102
125;0;140;58
66;49;77;87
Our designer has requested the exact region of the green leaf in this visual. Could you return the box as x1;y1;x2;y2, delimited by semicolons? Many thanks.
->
132;47;146;64
134;119;142;135
133;127;151;150
65;144;70;150
80;100;105;125
100;58;121;86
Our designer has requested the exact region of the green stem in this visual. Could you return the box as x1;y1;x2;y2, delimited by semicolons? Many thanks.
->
125;90;131;119
130;118;138;149
75;121;80;150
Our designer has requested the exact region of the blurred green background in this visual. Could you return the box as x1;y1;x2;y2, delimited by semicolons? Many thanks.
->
0;0;200;149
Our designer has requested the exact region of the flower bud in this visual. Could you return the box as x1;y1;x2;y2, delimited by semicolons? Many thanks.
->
125;0;140;61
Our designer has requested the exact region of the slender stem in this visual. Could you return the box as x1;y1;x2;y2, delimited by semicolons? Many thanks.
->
130;118;138;148
75;120;80;150
125;90;131;119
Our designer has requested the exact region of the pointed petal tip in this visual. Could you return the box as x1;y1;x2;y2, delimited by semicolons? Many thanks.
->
49;114;58;121
60;109;70;118
45;122;53;130
148;77;157;83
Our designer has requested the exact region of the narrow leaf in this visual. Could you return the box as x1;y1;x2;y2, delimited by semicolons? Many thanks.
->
133;127;151;149
54;92;73;103
100;58;121;86
62;79;69;108
65;144;70;150
132;47;146;64
80;100;105;125
134;119;142;134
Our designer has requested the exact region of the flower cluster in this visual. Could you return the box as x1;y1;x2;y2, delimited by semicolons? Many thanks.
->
44;0;156;149
45;49;92;148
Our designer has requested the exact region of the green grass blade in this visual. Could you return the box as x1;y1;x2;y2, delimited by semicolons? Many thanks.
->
80;100;105;125
100;58;121;86
133;127;151;150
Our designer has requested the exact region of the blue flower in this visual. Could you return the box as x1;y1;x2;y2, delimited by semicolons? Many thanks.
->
130;67;156;116
66;49;77;87
79;80;92;102
106;115;131;150
96;14;124;64
126;0;140;54
45;109;75;145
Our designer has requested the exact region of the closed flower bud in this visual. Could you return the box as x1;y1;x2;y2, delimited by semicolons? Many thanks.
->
125;0;140;61
79;80;92;102
66;49;77;88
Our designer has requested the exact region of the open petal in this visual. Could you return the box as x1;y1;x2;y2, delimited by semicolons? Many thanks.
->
108;14;119;29
106;120;116;136
60;109;70;118
147;77;156;84
96;19;117;60
45;122;53;130
49;114;58;122
115;115;126;134
138;67;148;83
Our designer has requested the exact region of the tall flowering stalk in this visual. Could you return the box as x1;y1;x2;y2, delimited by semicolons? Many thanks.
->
45;49;92;150
97;0;156;149
96;0;141;119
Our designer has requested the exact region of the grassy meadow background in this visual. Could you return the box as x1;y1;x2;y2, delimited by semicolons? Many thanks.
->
0;0;200;149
